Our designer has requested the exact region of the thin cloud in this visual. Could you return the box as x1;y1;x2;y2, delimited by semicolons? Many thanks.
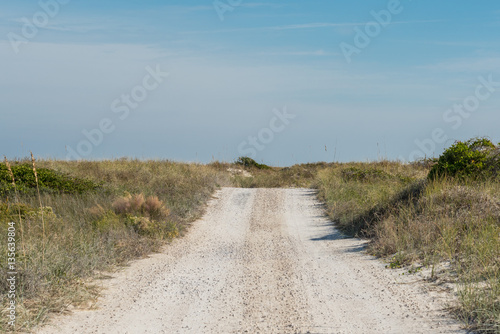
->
391;39;498;48
258;50;339;57
182;19;445;34
239;3;288;9
183;22;365;34
420;56;500;72
158;5;213;12
6;17;127;34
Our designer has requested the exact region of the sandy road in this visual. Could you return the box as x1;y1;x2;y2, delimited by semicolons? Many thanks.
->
38;188;466;334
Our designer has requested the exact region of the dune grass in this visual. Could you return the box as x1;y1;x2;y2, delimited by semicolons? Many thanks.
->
0;158;230;332
315;161;499;333
229;162;324;188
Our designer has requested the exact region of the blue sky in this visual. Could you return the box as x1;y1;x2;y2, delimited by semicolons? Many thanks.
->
1;1;499;165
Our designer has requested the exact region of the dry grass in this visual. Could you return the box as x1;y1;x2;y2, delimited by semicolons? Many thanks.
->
315;161;500;333
0;158;231;332
315;161;428;236
229;162;325;188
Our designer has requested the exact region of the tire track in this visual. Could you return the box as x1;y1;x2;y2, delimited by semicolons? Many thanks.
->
240;189;312;333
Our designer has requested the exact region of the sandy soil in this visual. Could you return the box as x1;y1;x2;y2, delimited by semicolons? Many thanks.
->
37;188;467;334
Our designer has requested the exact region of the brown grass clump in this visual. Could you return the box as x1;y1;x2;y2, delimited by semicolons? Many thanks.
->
145;195;163;216
87;204;106;218
112;193;170;220
130;193;145;212
111;193;132;215
145;195;162;211
111;193;173;236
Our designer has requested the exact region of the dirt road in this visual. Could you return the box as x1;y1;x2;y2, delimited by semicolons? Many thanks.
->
38;188;465;334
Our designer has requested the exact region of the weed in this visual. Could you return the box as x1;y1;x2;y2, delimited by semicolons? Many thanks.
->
341;167;392;182
386;253;406;269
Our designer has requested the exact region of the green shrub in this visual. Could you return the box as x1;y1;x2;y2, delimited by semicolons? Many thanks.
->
429;138;499;180
235;157;271;170
0;163;99;196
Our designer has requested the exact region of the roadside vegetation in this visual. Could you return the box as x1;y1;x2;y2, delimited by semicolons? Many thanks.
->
1;137;498;332
0;158;230;332
229;157;323;188
315;138;500;333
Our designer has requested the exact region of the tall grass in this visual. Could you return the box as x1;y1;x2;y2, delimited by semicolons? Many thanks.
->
0;159;231;332
229;162;324;188
316;161;499;333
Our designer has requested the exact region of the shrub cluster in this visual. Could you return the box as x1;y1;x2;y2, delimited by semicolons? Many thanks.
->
429;137;500;180
0;163;99;196
235;157;271;170
0;202;38;221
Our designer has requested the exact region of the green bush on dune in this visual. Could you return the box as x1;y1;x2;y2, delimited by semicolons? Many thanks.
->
235;156;271;170
429;137;500;180
0;163;99;196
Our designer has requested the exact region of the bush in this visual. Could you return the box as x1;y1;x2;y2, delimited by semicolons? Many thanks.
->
0;163;99;196
235;157;271;170
124;215;178;237
429;138;500;180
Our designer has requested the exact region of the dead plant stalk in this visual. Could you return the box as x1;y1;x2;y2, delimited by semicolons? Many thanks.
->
31;152;45;262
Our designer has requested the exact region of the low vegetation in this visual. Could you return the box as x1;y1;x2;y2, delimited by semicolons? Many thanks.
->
1;138;498;332
429;137;500;180
0;162;99;196
230;157;323;188
0;158;230;332
315;139;500;333
235;156;271;170
316;161;428;236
